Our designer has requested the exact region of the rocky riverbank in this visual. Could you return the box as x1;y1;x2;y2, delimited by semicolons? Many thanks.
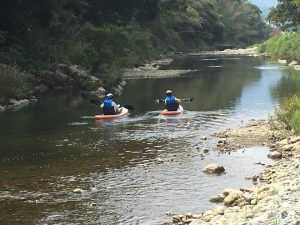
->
162;119;300;225
0;64;126;112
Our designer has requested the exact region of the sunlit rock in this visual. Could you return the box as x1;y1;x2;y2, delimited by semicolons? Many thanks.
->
202;163;225;174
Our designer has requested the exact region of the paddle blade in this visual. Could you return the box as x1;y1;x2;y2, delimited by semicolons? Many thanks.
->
155;99;165;103
181;97;193;102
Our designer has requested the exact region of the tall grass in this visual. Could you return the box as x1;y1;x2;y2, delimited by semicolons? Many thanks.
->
258;32;300;61
277;95;300;133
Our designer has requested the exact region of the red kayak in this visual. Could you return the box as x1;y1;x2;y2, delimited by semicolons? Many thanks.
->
94;107;129;120
160;105;183;115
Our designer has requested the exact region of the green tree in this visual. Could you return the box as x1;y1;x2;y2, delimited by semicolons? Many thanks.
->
267;0;300;31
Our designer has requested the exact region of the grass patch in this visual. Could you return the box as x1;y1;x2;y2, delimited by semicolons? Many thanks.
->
277;95;300;133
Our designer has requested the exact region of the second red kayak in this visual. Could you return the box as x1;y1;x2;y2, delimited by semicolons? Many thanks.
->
94;107;129;120
160;105;183;115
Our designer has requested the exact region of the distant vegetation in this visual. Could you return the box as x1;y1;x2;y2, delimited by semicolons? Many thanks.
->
0;0;268;99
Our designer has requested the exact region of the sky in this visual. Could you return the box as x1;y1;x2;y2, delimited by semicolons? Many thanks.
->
249;0;278;9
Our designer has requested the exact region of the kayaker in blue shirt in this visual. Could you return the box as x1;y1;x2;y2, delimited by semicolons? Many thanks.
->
100;93;120;115
164;90;181;111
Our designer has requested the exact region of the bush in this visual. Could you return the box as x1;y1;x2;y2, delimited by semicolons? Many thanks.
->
0;64;31;99
277;95;300;133
259;32;300;61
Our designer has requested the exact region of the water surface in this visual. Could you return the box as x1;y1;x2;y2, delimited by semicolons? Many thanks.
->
0;56;299;225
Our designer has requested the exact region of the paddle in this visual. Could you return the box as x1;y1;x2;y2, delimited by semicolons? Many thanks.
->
155;97;193;103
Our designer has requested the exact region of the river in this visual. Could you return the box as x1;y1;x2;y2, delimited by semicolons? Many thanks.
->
0;56;299;225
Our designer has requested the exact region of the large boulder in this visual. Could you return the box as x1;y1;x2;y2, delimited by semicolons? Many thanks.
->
202;163;225;174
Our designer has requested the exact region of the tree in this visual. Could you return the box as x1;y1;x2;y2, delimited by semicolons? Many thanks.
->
267;0;300;31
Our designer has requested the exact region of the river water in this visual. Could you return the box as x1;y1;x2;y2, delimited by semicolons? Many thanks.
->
0;56;299;225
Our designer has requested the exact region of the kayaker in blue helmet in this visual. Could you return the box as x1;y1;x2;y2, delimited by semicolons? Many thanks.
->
164;90;181;111
100;93;120;115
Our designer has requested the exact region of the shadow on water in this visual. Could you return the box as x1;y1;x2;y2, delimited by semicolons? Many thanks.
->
1;56;300;224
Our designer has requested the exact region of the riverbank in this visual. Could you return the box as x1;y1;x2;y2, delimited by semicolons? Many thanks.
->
162;119;300;225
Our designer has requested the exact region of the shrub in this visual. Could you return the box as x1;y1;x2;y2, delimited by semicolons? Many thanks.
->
0;64;31;99
277;95;300;133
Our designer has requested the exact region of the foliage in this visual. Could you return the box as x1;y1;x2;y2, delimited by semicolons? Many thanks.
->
267;0;300;31
0;64;31;99
216;0;269;47
0;0;268;97
277;95;300;133
258;32;300;61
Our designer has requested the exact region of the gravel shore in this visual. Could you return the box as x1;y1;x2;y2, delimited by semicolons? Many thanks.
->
162;119;300;225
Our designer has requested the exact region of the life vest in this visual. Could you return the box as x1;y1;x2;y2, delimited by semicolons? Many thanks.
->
103;99;114;108
165;96;176;104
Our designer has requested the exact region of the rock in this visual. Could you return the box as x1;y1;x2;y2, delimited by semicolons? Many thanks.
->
156;157;165;163
73;188;84;193
203;148;209;153
278;59;287;64
0;105;6;112
281;144;294;151
223;190;244;206
288;60;299;66
6;99;30;111
218;138;227;144
294;65;300;70
202;163;225;174
293;144;300;152
276;139;289;145
222;188;236;196
289;136;300;144
209;194;226;203
267;151;282;159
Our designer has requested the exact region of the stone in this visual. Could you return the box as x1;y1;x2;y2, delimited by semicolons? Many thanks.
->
289;136;300;144
282;144;294;151
294;65;300;70
73;188;84;193
288;60;299;66
223;190;244;206
267;151;282;159
202;163;225;174
293;144;300;152
209;194;226;203
277;139;289;145
203;148;209;153
278;59;287;64
7;99;30;111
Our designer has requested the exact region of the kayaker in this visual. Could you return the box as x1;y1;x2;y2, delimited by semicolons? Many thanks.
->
164;90;181;111
100;93;120;115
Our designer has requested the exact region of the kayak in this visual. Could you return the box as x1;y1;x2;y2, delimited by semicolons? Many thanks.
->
94;107;129;120
160;105;183;115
